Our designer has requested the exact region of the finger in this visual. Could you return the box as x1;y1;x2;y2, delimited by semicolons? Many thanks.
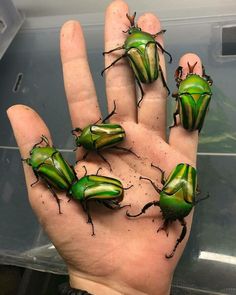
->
60;20;101;128
137;13;169;140
6;104;52;197
169;53;203;163
103;0;137;123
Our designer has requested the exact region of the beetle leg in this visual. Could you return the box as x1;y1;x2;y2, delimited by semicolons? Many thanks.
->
102;45;124;55
41;135;50;146
140;176;162;194
71;127;82;136
165;219;187;259
46;184;62;214
66;191;73;203
32;136;45;149
169;108;179;129
82;202;95;236
159;65;170;96
157;219;169;236
101;54;127;76
95;167;103;175
174;66;183;86
151;164;166;185
123;184;134;190
155;41;172;63
195;192;210;205
97;151;112;172
202;64;213;85
73;146;78;152
136;78;145;107
75;151;90;165
30;171;40;187
102;100;117;123
101;200;119;209
152;29;166;38
81;165;88;177
111;146;140;158
21;157;31;165
126;200;160;217
172;91;178;99
196;184;201;195
102;200;130;210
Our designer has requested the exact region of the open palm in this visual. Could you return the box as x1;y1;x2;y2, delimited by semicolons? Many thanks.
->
7;1;203;294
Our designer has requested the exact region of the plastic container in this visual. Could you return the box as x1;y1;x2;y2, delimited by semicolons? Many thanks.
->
0;9;236;295
0;0;24;60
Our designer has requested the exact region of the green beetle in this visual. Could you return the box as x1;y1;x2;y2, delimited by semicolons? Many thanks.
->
72;102;138;170
171;61;213;132
69;167;130;235
22;135;77;213
101;12;172;106
127;163;208;258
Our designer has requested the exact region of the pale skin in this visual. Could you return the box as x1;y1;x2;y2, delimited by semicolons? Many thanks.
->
7;1;204;294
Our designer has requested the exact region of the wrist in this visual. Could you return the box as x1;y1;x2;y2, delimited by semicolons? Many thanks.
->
68;274;124;295
66;271;149;295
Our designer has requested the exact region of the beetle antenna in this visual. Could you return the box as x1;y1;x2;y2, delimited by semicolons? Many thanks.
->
126;12;136;27
187;61;198;74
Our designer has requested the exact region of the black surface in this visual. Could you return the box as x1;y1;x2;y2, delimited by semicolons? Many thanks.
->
222;26;236;56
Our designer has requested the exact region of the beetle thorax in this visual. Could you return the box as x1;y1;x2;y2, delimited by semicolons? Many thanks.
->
124;29;155;50
76;126;96;150
160;191;193;221
180;75;211;94
30;147;55;167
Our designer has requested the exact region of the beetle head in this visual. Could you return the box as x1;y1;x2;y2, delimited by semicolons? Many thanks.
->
124;12;142;34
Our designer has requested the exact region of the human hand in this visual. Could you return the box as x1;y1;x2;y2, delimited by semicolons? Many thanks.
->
7;1;203;294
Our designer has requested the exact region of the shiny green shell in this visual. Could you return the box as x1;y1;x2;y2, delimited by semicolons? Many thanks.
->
75;124;125;150
26;146;76;191
69;175;123;202
124;28;158;83
177;74;212;131
160;163;197;220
